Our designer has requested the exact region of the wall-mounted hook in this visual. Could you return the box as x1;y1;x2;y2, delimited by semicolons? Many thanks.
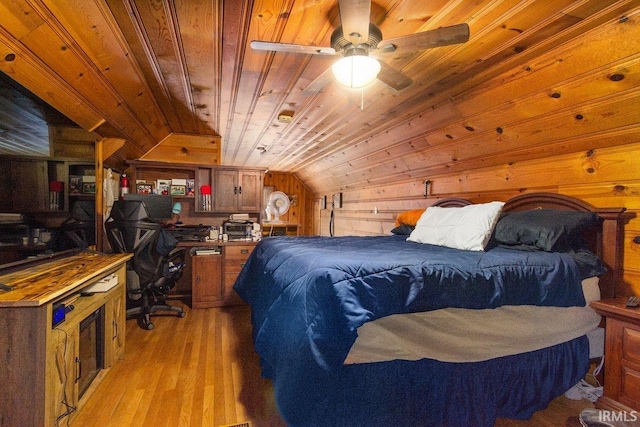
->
424;180;432;197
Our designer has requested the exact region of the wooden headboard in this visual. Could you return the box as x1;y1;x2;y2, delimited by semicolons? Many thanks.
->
433;193;627;299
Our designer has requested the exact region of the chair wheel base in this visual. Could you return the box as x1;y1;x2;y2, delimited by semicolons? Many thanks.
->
127;302;185;330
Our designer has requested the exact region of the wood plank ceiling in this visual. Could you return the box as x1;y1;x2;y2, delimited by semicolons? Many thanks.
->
0;0;638;195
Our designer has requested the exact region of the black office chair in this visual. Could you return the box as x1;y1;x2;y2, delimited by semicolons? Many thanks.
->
105;200;186;330
59;200;96;249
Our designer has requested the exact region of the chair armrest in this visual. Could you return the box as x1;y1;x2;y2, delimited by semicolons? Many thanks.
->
164;247;186;267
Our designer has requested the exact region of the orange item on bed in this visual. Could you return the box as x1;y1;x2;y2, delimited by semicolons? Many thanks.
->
395;209;426;227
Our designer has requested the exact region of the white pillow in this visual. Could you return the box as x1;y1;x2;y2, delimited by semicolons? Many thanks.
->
407;201;505;251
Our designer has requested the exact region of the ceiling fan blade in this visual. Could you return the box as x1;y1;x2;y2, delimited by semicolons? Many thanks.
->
251;41;336;55
376;62;413;91
303;67;335;94
338;0;371;45
378;23;470;52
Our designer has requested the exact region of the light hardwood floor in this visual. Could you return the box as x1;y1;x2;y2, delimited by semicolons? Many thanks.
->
70;301;595;427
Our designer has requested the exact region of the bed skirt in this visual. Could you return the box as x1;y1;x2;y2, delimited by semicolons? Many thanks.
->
276;335;589;427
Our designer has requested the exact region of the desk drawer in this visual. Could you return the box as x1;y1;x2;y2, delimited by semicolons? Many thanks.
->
225;245;254;260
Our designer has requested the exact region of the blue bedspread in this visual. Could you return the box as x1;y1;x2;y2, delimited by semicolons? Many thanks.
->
233;235;586;425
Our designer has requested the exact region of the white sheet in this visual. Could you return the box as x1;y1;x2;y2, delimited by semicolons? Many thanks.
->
345;277;601;364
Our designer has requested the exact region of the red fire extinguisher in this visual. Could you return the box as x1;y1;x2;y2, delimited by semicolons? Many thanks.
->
120;173;130;199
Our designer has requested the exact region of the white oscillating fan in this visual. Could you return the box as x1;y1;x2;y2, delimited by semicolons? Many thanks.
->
265;191;290;223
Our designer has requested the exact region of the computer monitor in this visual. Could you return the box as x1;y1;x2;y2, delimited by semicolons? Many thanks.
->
123;194;173;221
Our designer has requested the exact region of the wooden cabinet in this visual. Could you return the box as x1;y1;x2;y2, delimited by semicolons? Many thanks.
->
591;298;640;413
47;271;126;424
129;161;264;215
10;158;49;211
190;242;256;308
0;252;130;426
0;155;95;213
213;168;262;212
192;250;224;308
213;168;240;211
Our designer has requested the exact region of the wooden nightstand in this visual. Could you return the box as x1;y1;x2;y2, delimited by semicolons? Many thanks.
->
590;298;640;413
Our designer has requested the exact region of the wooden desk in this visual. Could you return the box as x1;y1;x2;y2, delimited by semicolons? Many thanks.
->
176;240;258;308
0;250;131;426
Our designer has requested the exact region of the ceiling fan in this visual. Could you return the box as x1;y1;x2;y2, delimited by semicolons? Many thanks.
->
250;0;470;91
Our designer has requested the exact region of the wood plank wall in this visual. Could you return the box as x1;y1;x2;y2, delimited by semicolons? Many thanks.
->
49;125;97;159
318;143;640;295
264;171;314;235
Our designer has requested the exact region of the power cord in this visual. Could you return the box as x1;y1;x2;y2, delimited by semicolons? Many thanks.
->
564;356;604;402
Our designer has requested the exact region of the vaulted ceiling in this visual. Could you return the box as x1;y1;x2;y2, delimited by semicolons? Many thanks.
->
0;0;638;195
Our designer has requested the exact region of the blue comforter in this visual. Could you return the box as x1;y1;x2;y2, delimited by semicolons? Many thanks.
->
233;235;586;425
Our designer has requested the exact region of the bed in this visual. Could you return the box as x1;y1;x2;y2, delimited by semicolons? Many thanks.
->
233;193;627;426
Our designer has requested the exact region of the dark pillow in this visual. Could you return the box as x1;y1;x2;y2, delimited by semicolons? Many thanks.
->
391;224;414;235
492;209;600;252
567;245;607;279
492;240;606;279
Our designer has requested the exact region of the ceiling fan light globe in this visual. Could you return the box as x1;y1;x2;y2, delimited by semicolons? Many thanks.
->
331;55;381;88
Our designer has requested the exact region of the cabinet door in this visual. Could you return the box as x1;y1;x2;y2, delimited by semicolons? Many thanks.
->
238;170;262;212
223;245;254;305
49;327;79;425
0;159;11;211
192;254;223;308
11;160;48;211
105;290;125;366
213;169;239;212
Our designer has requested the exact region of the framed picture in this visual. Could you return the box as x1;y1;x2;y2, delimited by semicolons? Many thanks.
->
170;185;186;196
82;182;96;194
70;176;82;194
186;179;195;197
156;179;171;195
136;181;154;194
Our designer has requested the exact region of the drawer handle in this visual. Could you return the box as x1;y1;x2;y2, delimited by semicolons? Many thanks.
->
113;320;118;340
75;357;81;383
240;249;249;254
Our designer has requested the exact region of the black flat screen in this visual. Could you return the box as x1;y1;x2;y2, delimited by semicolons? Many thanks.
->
123;194;173;221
